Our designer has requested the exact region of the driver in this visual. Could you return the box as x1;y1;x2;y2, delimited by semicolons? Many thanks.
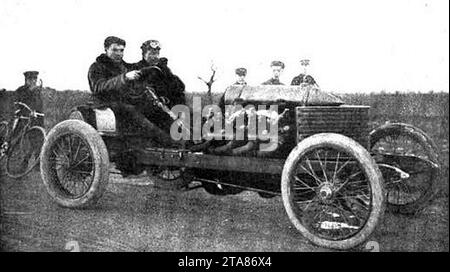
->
87;36;177;146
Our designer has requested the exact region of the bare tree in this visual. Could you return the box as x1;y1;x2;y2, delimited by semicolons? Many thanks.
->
198;63;217;105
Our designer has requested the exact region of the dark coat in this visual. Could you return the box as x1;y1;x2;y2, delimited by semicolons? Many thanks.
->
131;58;186;108
131;58;186;131
261;78;284;85
87;54;133;104
291;74;317;86
291;74;304;85
14;85;44;126
15;85;43;113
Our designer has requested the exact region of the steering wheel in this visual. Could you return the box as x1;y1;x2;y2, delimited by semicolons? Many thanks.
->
124;66;166;102
139;65;164;79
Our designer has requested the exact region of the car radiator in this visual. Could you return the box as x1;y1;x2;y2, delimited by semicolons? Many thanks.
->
296;105;370;149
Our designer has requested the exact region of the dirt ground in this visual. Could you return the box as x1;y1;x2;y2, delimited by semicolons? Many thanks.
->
0;167;448;252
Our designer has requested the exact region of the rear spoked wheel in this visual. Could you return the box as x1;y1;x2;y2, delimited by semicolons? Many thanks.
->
6;126;46;178
370;123;440;214
282;133;384;250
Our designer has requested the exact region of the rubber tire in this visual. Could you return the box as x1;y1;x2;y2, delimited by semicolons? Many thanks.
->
369;123;440;214
6;126;46;179
40;120;109;208
281;133;385;250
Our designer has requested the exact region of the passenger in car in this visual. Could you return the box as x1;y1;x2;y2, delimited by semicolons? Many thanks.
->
132;40;186;106
130;40;186;132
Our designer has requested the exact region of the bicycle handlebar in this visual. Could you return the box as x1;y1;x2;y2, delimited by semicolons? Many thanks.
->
13;102;44;118
14;102;32;112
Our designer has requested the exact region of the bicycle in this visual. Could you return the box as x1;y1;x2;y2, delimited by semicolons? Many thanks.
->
0;102;46;178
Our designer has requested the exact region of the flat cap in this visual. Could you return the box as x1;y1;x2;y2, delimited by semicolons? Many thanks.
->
23;71;39;78
235;67;247;76
270;60;285;69
141;40;161;51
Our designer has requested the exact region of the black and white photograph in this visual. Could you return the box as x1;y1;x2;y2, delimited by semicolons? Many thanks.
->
0;0;448;253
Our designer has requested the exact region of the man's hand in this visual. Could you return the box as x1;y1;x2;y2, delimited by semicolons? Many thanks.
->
125;70;141;81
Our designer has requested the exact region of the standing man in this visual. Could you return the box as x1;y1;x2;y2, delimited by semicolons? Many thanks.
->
13;71;44;169
261;61;285;85
15;71;44;127
291;59;318;86
233;67;247;85
217;67;248;112
87;36;176;146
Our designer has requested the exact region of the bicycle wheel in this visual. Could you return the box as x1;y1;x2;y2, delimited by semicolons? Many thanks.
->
6;126;46;178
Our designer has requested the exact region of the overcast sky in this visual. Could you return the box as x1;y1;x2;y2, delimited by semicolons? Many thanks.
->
0;0;448;93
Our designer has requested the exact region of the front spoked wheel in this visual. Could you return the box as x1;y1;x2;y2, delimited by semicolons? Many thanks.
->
6;126;46;178
282;133;384;250
40;120;109;208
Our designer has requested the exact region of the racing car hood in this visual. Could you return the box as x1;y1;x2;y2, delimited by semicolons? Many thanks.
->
223;85;344;106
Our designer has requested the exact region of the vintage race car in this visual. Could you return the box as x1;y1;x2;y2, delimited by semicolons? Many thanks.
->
39;81;440;250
